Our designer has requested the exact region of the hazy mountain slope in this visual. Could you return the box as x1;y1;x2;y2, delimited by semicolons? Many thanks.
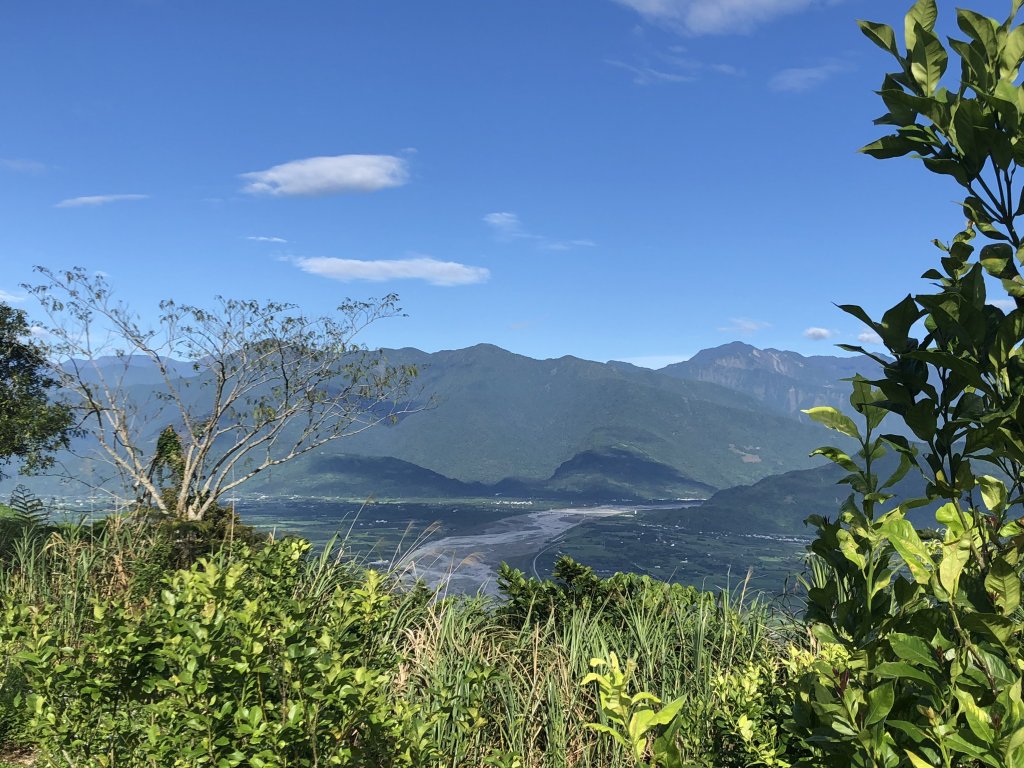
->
643;455;936;536
248;446;715;502
336;344;833;490
657;342;881;417
4;343;846;500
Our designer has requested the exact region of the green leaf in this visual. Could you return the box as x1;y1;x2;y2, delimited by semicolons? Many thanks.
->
936;502;967;538
802;407;860;438
960;612;1016;645
1001;25;1024;79
905;0;938;51
979;475;1008;514
889;720;928;742
888;633;939;671
905;750;934;768
985;556;1021;615
838;528;867;570
861;132;933;159
645;695;685;728
880;517;934;583
810;446;860;472
873;661;937;686
585;723;629;749
859;20;899;56
938;535;971;597
955;689;995;742
922;156;969;183
865;682;894;725
1004;726;1024;765
957;8;999;56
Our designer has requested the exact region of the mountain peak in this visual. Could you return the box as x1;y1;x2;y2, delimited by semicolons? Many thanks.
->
659;342;879;416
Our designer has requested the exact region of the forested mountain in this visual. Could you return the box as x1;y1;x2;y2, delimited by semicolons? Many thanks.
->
6;343;865;501
331;344;831;491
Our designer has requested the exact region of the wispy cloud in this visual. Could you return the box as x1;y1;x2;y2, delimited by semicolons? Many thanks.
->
607;36;742;85
240;154;409;197
483;211;594;251
1;158;48;174
607;59;695;84
612;0;817;35
247;235;288;243
803;327;836;341
718;317;770;335
857;330;883;345
55;194;149;208
769;60;850;92
0;289;26;303
483;212;523;238
293;255;489;286
28;326;52;341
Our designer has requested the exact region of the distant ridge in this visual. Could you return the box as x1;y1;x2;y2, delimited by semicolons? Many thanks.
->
657;342;881;417
6;342;854;501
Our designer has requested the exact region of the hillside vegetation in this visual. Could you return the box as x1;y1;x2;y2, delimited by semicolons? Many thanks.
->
4;343;844;502
0;512;800;767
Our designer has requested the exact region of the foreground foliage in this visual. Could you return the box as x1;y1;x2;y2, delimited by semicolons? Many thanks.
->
25;267;418;522
786;1;1024;766
0;304;74;481
583;2;1024;766
0;507;794;767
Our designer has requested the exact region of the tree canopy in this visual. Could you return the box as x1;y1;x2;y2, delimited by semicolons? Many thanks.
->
0;303;74;480
24;268;419;520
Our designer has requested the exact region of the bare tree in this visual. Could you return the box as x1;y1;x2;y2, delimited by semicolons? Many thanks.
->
25;267;418;521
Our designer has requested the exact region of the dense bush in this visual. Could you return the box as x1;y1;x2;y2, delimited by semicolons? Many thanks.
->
0;517;788;767
3;538;429;767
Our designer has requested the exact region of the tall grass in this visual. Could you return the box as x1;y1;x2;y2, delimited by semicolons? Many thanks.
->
0;515;171;642
393;578;788;767
0;508;795;767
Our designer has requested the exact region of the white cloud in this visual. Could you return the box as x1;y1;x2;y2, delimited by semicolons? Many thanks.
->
989;298;1017;311
293;255;489;286
615;353;692;368
769;61;850;92
718;317;770;335
803;327;835;341
857;330;883;345
1;158;48;174
247;235;288;243
240;154;409;197
0;289;26;303
613;0;817;35
55;194;149;208
483;211;594;251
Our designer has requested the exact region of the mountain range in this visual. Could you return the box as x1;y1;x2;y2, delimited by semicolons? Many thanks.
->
4;342;879;503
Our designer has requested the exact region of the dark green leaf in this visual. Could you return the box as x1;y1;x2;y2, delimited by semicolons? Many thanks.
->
888;633;940;670
859;20;899;56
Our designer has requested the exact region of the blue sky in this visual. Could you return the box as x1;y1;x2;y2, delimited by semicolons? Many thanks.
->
0;0;1010;366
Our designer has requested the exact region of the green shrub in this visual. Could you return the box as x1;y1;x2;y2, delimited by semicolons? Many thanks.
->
0;652;30;752
496;555;709;627
784;1;1024;766
5;538;429;767
584;647;804;767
